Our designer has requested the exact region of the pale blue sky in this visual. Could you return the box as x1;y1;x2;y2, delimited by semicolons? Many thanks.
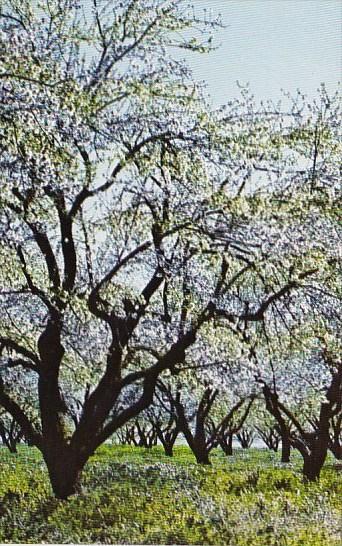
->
184;0;341;105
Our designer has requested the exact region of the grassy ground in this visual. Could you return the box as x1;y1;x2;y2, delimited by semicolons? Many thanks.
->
0;444;341;545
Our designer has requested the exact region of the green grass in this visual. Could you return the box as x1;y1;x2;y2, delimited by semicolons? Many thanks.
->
0;445;341;544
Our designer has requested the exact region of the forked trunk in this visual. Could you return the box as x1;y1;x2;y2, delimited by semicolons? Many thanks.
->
181;425;211;464
163;428;180;457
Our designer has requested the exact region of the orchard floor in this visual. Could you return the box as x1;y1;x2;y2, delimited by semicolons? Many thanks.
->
0;445;341;545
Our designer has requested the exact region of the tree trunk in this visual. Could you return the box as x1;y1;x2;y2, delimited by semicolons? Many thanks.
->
220;433;233;456
8;441;18;454
179;421;211;464
0;431;18;454
156;425;179;457
329;415;341;459
49;467;81;499
227;434;233;456
193;442;211;464
236;429;254;449
302;418;330;482
302;450;326;482
329;441;341;460
43;448;84;499
164;444;173;457
281;435;291;462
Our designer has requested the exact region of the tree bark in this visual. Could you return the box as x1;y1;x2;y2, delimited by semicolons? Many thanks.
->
193;443;211;464
219;433;233;456
329;442;341;460
281;434;291;463
302;404;331;482
43;448;84;499
329;414;341;459
164;444;174;457
302;454;324;482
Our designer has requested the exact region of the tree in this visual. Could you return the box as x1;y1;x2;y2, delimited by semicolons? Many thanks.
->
129;420;158;448
220;86;341;476
145;383;181;456
211;397;253;457
236;427;254;449
159;378;219;465
115;424;137;447
293;346;341;481
0;409;24;453
0;0;227;498
255;424;280;453
0;0;285;497
157;365;255;464
253;315;341;481
253;404;282;453
259;387;293;462
1;0;339;498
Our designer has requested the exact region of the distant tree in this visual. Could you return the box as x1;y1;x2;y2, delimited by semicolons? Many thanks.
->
236;427;254;449
255;326;341;481
145;383;181;456
131;419;158;449
157;369;255;464
253;405;281;452
211;398;253;457
115;424;136;447
0;410;24;453
255;424;280;453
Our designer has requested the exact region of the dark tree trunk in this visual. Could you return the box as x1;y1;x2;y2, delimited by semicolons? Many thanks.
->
48;466;81;499
302;406;331;482
157;428;179;457
8;441;18;454
43;448;84;499
171;388;216;466
180;424;211;465
236;429;254;449
281;435;291;463
0;435;18;453
329;415;341;459
193;441;211;465
329;441;342;460
302;454;323;482
262;386;291;462
219;433;233;456
226;434;233;455
134;421;158;448
0;419;23;454
164;444;173;457
301;436;329;482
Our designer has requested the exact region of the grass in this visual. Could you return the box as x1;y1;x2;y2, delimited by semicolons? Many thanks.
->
0;444;341;544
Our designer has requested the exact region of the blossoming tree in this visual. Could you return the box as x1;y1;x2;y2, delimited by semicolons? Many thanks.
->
0;0;340;497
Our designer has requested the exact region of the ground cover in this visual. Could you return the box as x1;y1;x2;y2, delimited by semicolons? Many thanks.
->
0;445;340;545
